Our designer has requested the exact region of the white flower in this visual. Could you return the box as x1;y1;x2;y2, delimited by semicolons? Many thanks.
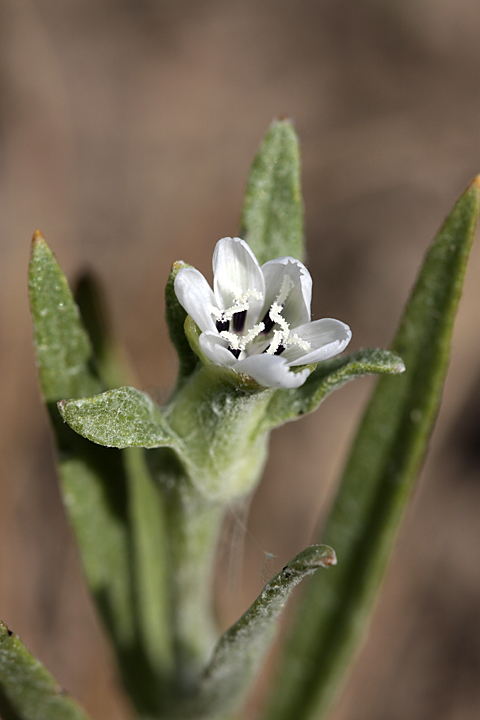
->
174;237;352;389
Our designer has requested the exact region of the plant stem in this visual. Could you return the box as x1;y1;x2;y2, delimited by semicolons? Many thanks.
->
165;482;223;691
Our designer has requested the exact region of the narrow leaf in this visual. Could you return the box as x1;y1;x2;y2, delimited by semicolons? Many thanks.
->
58;387;179;449
264;179;480;720
240;119;304;264
28;232;101;402
180;545;336;720
0;619;90;720
262;348;405;430
165;261;200;390
29;234;172;714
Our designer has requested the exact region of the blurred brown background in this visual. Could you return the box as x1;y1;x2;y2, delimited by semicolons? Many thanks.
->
2;1;480;718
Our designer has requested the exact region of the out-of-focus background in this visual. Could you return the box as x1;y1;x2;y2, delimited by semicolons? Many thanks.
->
2;1;480;718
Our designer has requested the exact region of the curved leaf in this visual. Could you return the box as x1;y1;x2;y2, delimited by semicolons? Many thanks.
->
178;545;336;720
262;348;405;430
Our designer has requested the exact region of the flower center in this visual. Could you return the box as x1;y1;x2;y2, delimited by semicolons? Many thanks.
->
210;275;311;359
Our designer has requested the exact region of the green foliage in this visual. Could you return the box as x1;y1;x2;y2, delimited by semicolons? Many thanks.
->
0;620;89;720
240;119;304;264
29;232;102;403
58;387;179;449
264;178;480;720
184;546;336;720
28;234;172;715
25;121;479;720
262;348;405;430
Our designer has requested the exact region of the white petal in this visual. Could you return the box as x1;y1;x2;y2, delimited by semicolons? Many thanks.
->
261;257;312;327
199;331;238;367
213;237;265;322
174;268;217;332
235;354;311;389
285;318;352;366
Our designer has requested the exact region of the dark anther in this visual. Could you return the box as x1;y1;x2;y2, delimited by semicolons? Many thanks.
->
232;309;247;333
216;317;230;332
261;311;275;335
229;347;241;359
262;343;285;356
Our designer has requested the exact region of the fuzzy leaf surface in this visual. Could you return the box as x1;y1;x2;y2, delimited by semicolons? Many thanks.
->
178;545;336;720
265;178;480;720
29;235;172;715
240;119;304;264
58;386;179;449
262;348;405;430
0;620;89;720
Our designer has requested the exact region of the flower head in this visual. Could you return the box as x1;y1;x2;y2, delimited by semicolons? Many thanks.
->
174;237;351;389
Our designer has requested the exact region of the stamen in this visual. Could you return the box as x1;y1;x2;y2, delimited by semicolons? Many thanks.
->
220;322;265;352
209;304;224;320
261;311;275;335
261;274;294;335
288;333;311;352
265;330;284;355
211;276;306;363
242;322;265;346
216;317;230;332
218;289;262;322
220;331;241;349
269;300;289;334
232;309;247;333
276;275;294;306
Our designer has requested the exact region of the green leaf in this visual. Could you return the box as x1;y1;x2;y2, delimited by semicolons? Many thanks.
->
58;386;180;449
178;545;336;720
264;178;480;720
28;232;102;402
240;119;304;264
165;261;200;391
74;272;174;690
262;348;405;430
0;619;90;720
29;234;173;715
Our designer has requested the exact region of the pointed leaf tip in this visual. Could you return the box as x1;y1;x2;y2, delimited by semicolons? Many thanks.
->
283;544;337;577
180;544;335;720
0;619;90;719
240;118;304;264
31;229;45;244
